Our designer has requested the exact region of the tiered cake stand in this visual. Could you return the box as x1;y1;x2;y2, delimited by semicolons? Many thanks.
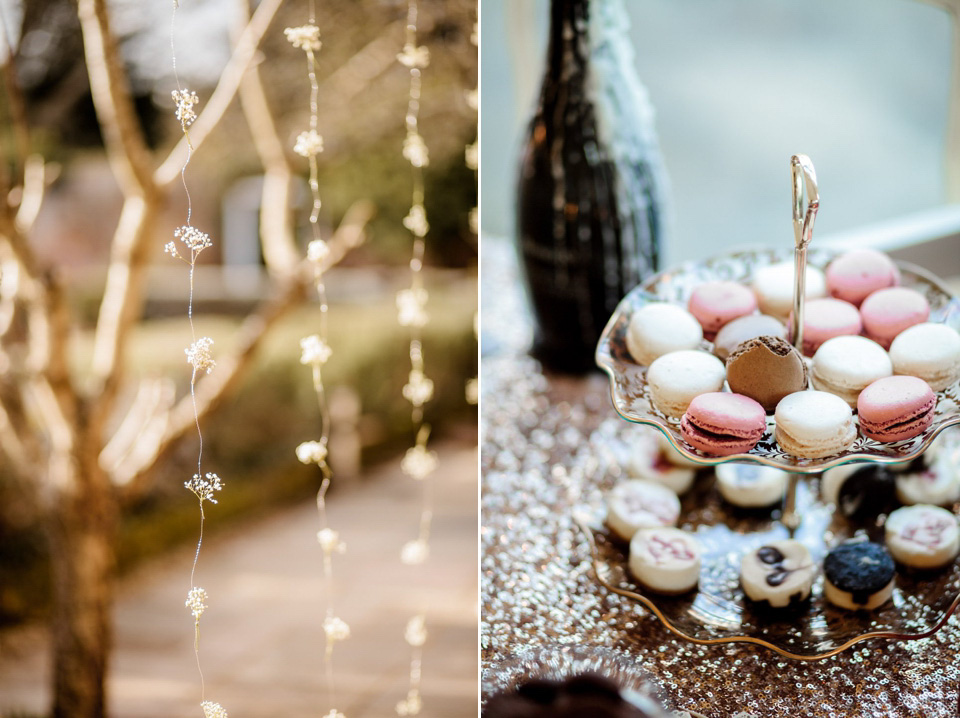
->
588;156;960;660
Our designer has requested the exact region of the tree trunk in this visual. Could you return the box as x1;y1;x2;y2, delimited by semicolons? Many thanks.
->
47;447;118;718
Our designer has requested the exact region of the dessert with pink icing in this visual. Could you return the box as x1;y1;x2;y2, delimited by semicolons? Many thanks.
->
626;302;703;366
889;322;960;392
859;286;931;349
680;392;766;457
628;449;697;495
686;280;758;339
789;297;862;357
884;504;960;569
896;442;960;506
712;314;787;360
605;479;681;542
811;335;892;408
825;248;900;306
628;527;701;594
857;375;936;443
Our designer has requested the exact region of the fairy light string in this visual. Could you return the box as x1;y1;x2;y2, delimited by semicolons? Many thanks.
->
395;1;438;714
167;3;225;717
285;7;351;718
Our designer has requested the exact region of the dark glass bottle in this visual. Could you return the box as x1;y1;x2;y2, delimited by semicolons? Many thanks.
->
516;0;669;373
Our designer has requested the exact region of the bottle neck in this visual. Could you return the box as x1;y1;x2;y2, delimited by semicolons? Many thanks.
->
545;0;591;79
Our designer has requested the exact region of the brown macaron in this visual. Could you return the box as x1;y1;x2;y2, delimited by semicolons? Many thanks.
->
726;336;808;413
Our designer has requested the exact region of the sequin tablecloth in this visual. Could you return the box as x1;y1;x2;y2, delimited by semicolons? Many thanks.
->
479;236;960;717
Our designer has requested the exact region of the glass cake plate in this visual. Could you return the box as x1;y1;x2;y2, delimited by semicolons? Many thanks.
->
591;246;960;659
595;246;960;473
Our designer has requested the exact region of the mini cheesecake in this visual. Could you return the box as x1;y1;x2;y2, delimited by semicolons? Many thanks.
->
606;479;681;542
740;540;816;608
715;463;787;508
885;505;960;570
823;540;896;610
628;527;701;594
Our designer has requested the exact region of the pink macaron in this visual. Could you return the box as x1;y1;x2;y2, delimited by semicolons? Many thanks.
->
789;297;863;356
826;249;900;307
687;281;758;339
857;375;936;442
680;392;767;456
860;287;930;349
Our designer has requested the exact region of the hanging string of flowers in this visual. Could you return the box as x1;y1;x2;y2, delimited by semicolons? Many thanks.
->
167;2;226;717
465;8;478;407
395;0;438;714
285;4;351;718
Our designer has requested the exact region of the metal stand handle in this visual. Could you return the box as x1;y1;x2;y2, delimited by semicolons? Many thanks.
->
783;155;820;532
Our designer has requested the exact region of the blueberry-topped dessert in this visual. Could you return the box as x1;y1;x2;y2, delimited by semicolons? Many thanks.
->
483;673;671;718
740;539;816;608
823;539;896;611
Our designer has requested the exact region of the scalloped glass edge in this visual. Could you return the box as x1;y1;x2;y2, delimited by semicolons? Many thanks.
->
595;247;960;474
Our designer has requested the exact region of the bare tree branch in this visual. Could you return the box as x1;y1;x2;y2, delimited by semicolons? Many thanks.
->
154;0;285;189
76;0;157;198
118;200;373;502
234;0;299;277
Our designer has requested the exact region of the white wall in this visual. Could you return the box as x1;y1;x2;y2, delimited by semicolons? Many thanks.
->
480;0;952;267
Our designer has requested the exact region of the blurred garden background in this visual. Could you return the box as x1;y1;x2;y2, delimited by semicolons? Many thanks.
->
0;0;477;716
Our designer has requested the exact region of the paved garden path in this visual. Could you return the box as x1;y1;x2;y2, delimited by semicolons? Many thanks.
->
0;442;478;718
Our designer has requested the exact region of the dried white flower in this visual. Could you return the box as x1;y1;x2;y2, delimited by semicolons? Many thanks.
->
307;239;330;265
284;24;322;51
404;614;427;647
471;21;478;47
400;538;429;565
186;337;216;374
401;444;438;481
323;711;346;718
296;440;328;465
402;204;429;238
465;377;478;405
294;129;324;157
395;691;422;716
402;132;429;168
397;43;430;69
403;369;434;407
465;141;478;171
201;701;228;718
468;206;478;235
174;225;213;253
464;88;478;111
185;472;223;504
317;527;346;555
172;88;199;127
300;335;332;366
396;288;429;328
164;241;180;258
323;615;351;643
185;587;208;619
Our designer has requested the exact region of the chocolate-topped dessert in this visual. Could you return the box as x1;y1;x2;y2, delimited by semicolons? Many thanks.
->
823;540;896;611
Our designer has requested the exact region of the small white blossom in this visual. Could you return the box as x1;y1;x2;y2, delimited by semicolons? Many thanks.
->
402;204;429;238
323;711;346;718
284;24;322;51
164;241;180;258
464;88;478;111
185;587;208;619
395;691;422;716
172;88;199;127
174;225;212;253
317;527;346;555
185;472;223;504
294;129;324;157
400;539;429;565
300;335;332;366
465;377;478;405
186;337;216;374
201;701;228;718
401;444;438;481
465;141;478;171
468;206;478;235
307;239;330;265
404;614;427;647
396;288;429;328
402;369;434;407
402;132;429;168
296;440;328;465
397;43;430;69
323;615;351;643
